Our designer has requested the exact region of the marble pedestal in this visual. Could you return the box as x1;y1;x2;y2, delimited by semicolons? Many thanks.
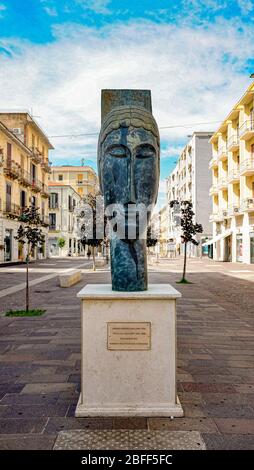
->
75;284;183;417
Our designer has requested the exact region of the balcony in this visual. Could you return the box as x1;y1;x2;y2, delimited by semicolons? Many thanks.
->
228;204;241;217
209;154;218;169
49;224;60;232
2;202;20;218
30;177;43;193
217;177;228;190
209;182;219;195
49;202;59;209
41;215;49;227
41;184;49;198
18;168;31;187
227;168;240;183
3;160;19;179
239;120;254;141
240;198;254;212
217;146;228;161
41;160;51;173
30;147;42;164
227;135;239;152
240;158;254;176
209;211;224;222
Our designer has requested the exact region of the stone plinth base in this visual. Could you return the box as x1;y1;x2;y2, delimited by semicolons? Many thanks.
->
75;284;183;418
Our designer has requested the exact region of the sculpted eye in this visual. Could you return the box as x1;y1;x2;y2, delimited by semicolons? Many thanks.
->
108;146;127;158
136;145;155;158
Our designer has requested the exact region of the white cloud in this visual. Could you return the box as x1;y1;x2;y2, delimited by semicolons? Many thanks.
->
237;0;254;15
44;6;58;17
76;0;111;15
0;3;6;18
0;20;252;186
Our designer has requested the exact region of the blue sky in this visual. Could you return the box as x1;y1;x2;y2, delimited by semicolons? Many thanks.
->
0;0;254;207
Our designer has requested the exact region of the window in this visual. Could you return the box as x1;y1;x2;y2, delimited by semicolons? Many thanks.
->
68;195;73;211
49;213;56;229
58;174;63;181
20;190;26;210
7;142;12;165
50;192;58;209
31;195;36;208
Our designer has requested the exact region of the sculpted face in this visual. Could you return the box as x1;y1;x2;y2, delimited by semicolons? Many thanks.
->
99;126;159;238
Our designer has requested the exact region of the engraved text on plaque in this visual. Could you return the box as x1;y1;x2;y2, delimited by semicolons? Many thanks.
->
107;322;151;351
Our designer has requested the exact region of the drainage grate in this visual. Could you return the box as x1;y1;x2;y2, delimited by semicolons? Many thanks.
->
54;430;206;450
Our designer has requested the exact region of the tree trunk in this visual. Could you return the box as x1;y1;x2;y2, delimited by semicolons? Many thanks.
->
182;242;187;282
92;246;96;271
26;246;30;312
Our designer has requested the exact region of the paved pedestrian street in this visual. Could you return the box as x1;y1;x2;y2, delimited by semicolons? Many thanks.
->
0;257;254;450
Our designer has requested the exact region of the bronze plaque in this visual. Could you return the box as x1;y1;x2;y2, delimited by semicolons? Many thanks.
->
107;322;151;351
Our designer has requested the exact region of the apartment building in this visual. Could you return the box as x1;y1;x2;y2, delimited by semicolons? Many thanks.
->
0;112;53;263
167;132;213;257
49;165;98;198
209;81;254;264
158;204;170;256
48;183;82;257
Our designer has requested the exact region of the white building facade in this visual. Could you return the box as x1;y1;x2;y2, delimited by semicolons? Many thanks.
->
48;183;82;257
166;132;213;257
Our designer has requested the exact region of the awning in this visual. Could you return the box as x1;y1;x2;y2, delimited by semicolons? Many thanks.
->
202;229;233;246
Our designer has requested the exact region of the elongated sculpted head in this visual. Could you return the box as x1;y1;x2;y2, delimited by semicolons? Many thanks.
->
98;89;160;240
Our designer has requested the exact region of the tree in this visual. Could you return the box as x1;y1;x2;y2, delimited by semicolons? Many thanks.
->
146;224;158;248
78;193;105;271
57;237;66;249
170;200;203;283
15;206;45;311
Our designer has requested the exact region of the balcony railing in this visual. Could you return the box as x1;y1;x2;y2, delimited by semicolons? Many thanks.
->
2;202;21;218
41;160;51;173
240;198;254;212
227;168;240;182
227;134;239;151
209;211;224;222
217;146;228;160
209;182;219;195
41;215;49;226
3;160;19;179
18;168;31;187
239;120;254;140
49;224;60;231
41;183;49;198
217;177;228;189
30;147;42;164
30;177;43;192
228;204;241;216
49;202;59;209
209;154;219;169
240;158;254;175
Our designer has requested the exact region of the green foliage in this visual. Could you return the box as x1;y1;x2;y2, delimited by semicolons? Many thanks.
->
146;225;158;247
79;193;106;248
15;206;45;258
169;200;203;245
5;309;46;317
57;237;66;249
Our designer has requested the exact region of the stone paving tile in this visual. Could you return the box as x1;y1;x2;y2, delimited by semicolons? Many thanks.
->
148;417;219;433
0;392;61;405
44;417;114;434
0;403;69;418
21;383;77;394
0;418;47;434
202;433;254;450
214;418;254;434
0;434;56;450
113;418;148;429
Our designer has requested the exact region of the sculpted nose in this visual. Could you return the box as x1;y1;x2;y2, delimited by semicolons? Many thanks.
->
129;159;136;203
